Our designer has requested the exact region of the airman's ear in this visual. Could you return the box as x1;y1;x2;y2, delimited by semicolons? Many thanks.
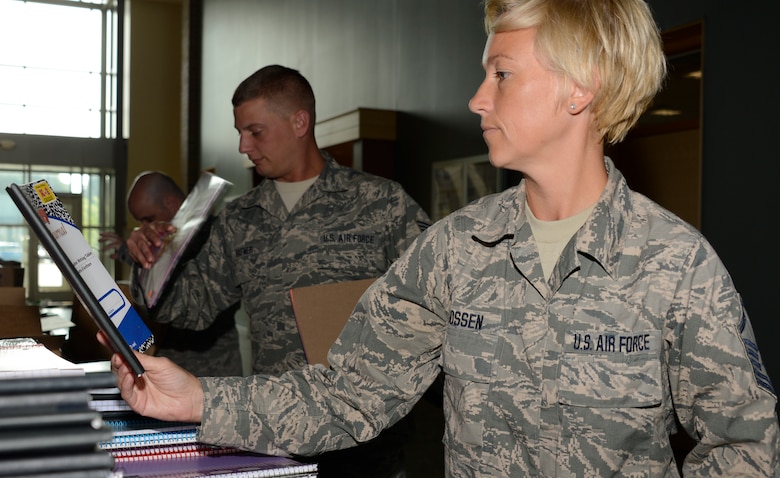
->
163;196;180;217
292;110;310;137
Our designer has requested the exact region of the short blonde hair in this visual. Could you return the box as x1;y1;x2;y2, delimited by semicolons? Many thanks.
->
483;0;667;144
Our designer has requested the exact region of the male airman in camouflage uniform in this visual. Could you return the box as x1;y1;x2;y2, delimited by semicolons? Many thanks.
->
113;0;779;476
130;71;428;378
141;152;428;377
127;65;429;477
106;171;242;377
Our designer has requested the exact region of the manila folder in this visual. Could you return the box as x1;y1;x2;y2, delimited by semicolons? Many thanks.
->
290;278;376;367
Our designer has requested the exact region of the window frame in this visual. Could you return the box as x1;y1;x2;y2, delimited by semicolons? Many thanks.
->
0;0;128;303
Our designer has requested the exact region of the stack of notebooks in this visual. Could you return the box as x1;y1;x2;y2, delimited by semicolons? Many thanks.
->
0;365;118;477
91;384;317;477
97;407;318;478
0;339;317;477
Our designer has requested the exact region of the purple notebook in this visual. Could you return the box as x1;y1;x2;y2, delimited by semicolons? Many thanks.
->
114;450;317;477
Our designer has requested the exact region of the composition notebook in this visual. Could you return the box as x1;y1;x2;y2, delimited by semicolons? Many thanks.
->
6;180;153;376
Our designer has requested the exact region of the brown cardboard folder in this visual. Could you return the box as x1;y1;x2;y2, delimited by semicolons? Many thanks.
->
290;278;375;367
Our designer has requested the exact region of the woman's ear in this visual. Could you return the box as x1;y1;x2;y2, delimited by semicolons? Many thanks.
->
567;83;596;115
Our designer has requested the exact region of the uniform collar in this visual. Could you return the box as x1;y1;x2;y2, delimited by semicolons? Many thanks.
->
235;151;350;212
570;156;631;278
501;156;630;281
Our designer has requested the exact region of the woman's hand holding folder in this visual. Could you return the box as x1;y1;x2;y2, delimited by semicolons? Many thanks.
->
97;330;204;424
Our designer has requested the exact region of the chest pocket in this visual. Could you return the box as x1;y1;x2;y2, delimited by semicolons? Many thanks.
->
559;330;663;408
441;322;500;447
315;227;388;276
442;326;498;383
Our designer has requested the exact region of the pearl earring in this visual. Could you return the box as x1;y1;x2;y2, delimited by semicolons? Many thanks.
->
570;103;576;110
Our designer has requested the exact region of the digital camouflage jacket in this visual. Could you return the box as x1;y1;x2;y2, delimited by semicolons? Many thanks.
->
198;157;779;477
143;153;430;375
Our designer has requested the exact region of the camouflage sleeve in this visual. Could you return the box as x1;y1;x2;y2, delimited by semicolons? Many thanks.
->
383;183;431;262
669;240;779;475
146;209;241;331
197;224;449;455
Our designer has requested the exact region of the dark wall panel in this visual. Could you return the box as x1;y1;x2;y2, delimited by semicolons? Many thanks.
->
648;0;780;400
199;0;487;208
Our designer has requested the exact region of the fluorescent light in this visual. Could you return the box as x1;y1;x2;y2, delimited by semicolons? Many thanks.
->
685;70;702;79
650;108;683;116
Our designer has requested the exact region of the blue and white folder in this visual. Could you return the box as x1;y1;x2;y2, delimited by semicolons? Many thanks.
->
6;180;154;376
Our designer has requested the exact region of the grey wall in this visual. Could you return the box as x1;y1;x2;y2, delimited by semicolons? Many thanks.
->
199;1;780;395
199;0;487;202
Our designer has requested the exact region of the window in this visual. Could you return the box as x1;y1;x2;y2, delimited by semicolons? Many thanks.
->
0;0;120;138
0;165;116;303
0;0;124;303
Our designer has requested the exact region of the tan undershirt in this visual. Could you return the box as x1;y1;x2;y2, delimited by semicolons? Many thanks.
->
274;176;318;212
526;202;594;280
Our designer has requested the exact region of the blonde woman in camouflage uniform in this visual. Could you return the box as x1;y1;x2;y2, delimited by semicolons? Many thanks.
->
109;0;780;476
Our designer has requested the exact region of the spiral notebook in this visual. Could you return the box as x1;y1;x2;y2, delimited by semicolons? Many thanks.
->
0;451;116;477
100;415;198;450
113;451;318;477
102;414;317;477
0;337;85;379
